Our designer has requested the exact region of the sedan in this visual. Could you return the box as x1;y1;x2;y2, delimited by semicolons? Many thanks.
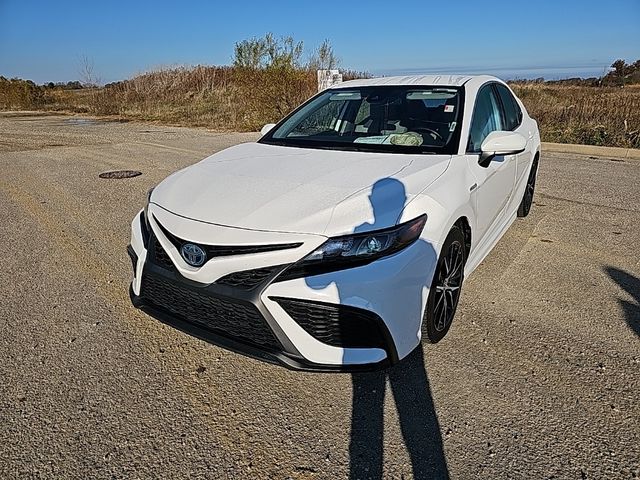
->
128;74;541;371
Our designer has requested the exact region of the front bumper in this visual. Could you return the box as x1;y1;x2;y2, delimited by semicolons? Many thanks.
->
128;264;392;372
128;206;437;371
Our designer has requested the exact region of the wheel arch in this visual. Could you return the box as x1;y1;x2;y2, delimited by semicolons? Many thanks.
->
453;216;472;263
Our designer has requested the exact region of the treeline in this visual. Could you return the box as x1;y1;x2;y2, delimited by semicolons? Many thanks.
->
0;77;92;109
513;59;640;87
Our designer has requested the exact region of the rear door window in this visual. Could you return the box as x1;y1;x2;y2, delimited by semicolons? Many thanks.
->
495;83;522;131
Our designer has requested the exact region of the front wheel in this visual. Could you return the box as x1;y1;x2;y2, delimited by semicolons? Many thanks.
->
422;226;465;343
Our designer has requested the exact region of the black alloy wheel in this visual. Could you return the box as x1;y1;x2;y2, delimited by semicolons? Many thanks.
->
517;157;539;217
422;226;465;343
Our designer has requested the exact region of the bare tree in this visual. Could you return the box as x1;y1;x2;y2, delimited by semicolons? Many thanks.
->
78;54;100;87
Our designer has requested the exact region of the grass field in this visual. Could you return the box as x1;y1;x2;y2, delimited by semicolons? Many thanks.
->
510;82;640;148
2;68;639;148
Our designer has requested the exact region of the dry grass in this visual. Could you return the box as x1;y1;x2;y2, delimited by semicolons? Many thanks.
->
1;67;321;131
511;82;640;148
2;68;639;148
90;66;320;130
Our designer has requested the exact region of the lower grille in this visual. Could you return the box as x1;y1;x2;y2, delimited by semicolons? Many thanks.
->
271;297;388;349
141;273;281;350
216;265;283;289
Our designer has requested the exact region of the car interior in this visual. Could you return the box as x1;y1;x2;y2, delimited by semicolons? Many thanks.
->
288;89;461;148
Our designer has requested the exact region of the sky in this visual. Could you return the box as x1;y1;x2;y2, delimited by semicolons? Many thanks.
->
1;0;639;84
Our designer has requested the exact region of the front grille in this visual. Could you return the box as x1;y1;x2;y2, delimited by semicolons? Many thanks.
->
216;265;284;289
271;297;388;349
141;274;281;350
150;232;176;271
156;221;301;260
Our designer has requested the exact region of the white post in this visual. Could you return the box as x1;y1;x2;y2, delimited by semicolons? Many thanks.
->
317;70;343;92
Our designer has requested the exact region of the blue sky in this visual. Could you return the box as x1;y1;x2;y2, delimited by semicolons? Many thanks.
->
1;0;638;84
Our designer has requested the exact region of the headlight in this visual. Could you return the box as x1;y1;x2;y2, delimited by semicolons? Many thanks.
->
278;214;426;281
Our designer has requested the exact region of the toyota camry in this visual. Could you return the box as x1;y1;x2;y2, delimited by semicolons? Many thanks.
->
128;75;540;371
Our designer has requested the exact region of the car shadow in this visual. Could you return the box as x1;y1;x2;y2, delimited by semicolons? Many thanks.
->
605;266;640;337
306;178;450;479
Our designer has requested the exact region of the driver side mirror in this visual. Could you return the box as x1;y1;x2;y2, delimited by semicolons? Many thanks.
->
260;123;276;136
479;131;527;167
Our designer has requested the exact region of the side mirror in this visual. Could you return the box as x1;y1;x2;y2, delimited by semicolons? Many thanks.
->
479;131;527;167
260;123;276;136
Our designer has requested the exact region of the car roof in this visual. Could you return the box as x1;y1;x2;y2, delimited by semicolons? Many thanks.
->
335;74;498;88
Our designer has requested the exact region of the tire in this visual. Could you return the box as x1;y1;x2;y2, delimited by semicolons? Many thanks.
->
517;156;539;217
422;225;466;343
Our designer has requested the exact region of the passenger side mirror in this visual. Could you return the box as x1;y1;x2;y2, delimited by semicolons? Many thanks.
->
260;123;276;136
479;131;527;167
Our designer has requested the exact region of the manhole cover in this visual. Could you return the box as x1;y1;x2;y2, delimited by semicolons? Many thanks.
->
99;170;142;179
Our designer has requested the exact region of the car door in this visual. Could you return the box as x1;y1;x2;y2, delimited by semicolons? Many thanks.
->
466;83;517;243
494;82;534;207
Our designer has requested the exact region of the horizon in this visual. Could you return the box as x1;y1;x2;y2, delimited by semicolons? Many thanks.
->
2;62;621;85
1;0;638;84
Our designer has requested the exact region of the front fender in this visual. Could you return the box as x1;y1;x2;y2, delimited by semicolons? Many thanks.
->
398;155;476;251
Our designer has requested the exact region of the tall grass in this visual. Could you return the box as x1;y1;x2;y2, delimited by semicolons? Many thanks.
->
90;66;320;130
511;83;640;148
1;68;639;148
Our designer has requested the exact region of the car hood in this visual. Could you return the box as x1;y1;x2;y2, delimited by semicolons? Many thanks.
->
151;142;451;236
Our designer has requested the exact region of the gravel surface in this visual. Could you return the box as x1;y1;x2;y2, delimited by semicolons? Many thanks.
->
1;112;639;479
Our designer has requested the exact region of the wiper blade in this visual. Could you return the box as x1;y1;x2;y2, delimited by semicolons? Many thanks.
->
260;139;440;154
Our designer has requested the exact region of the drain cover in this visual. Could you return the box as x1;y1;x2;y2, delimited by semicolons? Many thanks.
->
99;170;142;179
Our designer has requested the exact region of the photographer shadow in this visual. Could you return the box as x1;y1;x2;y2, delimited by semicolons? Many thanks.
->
306;178;449;479
605;266;640;338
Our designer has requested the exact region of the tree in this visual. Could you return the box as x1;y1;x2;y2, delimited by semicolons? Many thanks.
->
233;36;267;68
78;54;100;87
308;39;340;71
611;59;627;85
265;33;304;69
233;33;303;69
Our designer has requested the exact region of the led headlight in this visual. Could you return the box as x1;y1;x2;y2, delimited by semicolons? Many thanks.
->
278;214;427;281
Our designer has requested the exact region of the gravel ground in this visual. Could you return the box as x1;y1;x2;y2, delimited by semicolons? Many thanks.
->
0;112;638;479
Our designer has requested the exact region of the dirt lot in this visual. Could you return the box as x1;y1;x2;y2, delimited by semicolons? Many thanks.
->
1;112;638;479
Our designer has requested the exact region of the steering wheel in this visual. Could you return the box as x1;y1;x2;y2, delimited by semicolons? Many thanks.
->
413;127;444;141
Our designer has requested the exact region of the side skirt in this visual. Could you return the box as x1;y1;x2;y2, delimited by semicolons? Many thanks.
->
464;211;517;277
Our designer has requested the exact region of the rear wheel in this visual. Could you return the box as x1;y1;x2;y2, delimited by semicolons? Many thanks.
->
422;226;465;343
517;156;539;217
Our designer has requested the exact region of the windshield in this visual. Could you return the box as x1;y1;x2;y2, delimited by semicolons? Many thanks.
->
260;86;463;154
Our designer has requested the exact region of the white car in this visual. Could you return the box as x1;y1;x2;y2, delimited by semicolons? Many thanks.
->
128;75;540;371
